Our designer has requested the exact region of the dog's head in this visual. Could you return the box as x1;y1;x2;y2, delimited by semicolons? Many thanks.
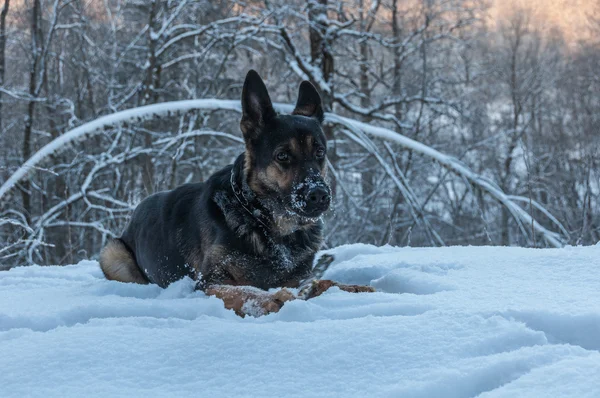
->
240;70;331;219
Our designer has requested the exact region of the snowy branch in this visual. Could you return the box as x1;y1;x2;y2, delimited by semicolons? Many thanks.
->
0;99;567;248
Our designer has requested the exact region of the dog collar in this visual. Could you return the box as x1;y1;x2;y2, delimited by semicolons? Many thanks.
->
229;167;271;231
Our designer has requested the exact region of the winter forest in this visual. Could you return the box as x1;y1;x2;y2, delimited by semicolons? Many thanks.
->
0;0;598;268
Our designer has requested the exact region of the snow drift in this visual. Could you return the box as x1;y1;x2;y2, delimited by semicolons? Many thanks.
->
2;244;600;397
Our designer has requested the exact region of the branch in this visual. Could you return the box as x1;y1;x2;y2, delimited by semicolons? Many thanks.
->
0;99;567;248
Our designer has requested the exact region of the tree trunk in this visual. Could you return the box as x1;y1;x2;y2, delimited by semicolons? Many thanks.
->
140;0;160;196
308;0;333;111
307;0;337;194
22;0;42;224
391;0;403;121
0;0;10;131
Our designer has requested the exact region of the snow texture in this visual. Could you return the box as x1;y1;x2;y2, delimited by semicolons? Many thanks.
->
1;244;600;397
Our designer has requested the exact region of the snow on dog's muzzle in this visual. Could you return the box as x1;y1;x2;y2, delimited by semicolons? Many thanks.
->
291;176;331;217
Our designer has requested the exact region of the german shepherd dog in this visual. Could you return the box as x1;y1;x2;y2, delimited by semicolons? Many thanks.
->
99;70;373;315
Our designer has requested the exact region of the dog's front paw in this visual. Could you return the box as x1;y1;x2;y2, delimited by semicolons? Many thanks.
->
304;280;376;299
205;285;295;317
334;283;376;294
251;288;295;315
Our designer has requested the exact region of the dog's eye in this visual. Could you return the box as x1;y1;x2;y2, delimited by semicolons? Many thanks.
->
315;147;326;159
276;152;290;162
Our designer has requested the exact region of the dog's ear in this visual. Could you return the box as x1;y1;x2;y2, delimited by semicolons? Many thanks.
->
240;70;276;139
292;81;324;124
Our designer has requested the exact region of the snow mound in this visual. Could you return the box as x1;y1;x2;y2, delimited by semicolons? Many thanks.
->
1;245;600;397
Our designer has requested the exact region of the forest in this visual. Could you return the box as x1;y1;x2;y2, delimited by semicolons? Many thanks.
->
0;0;599;268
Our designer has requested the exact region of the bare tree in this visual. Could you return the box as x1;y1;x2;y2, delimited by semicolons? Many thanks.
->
0;0;597;268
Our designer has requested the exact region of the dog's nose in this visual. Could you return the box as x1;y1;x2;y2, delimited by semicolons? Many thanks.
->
306;186;331;208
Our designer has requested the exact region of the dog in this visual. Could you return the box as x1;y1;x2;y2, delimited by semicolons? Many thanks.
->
99;70;373;316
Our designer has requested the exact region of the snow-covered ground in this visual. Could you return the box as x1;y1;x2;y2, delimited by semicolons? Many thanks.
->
1;244;600;397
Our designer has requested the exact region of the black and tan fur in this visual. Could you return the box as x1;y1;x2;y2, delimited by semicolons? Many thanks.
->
99;70;331;291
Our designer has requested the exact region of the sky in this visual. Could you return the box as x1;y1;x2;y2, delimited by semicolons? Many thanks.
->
491;0;597;43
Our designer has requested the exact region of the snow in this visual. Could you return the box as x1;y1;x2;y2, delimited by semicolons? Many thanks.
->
1;244;599;397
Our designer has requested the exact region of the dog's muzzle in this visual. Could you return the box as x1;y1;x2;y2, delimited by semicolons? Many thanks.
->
292;178;331;217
